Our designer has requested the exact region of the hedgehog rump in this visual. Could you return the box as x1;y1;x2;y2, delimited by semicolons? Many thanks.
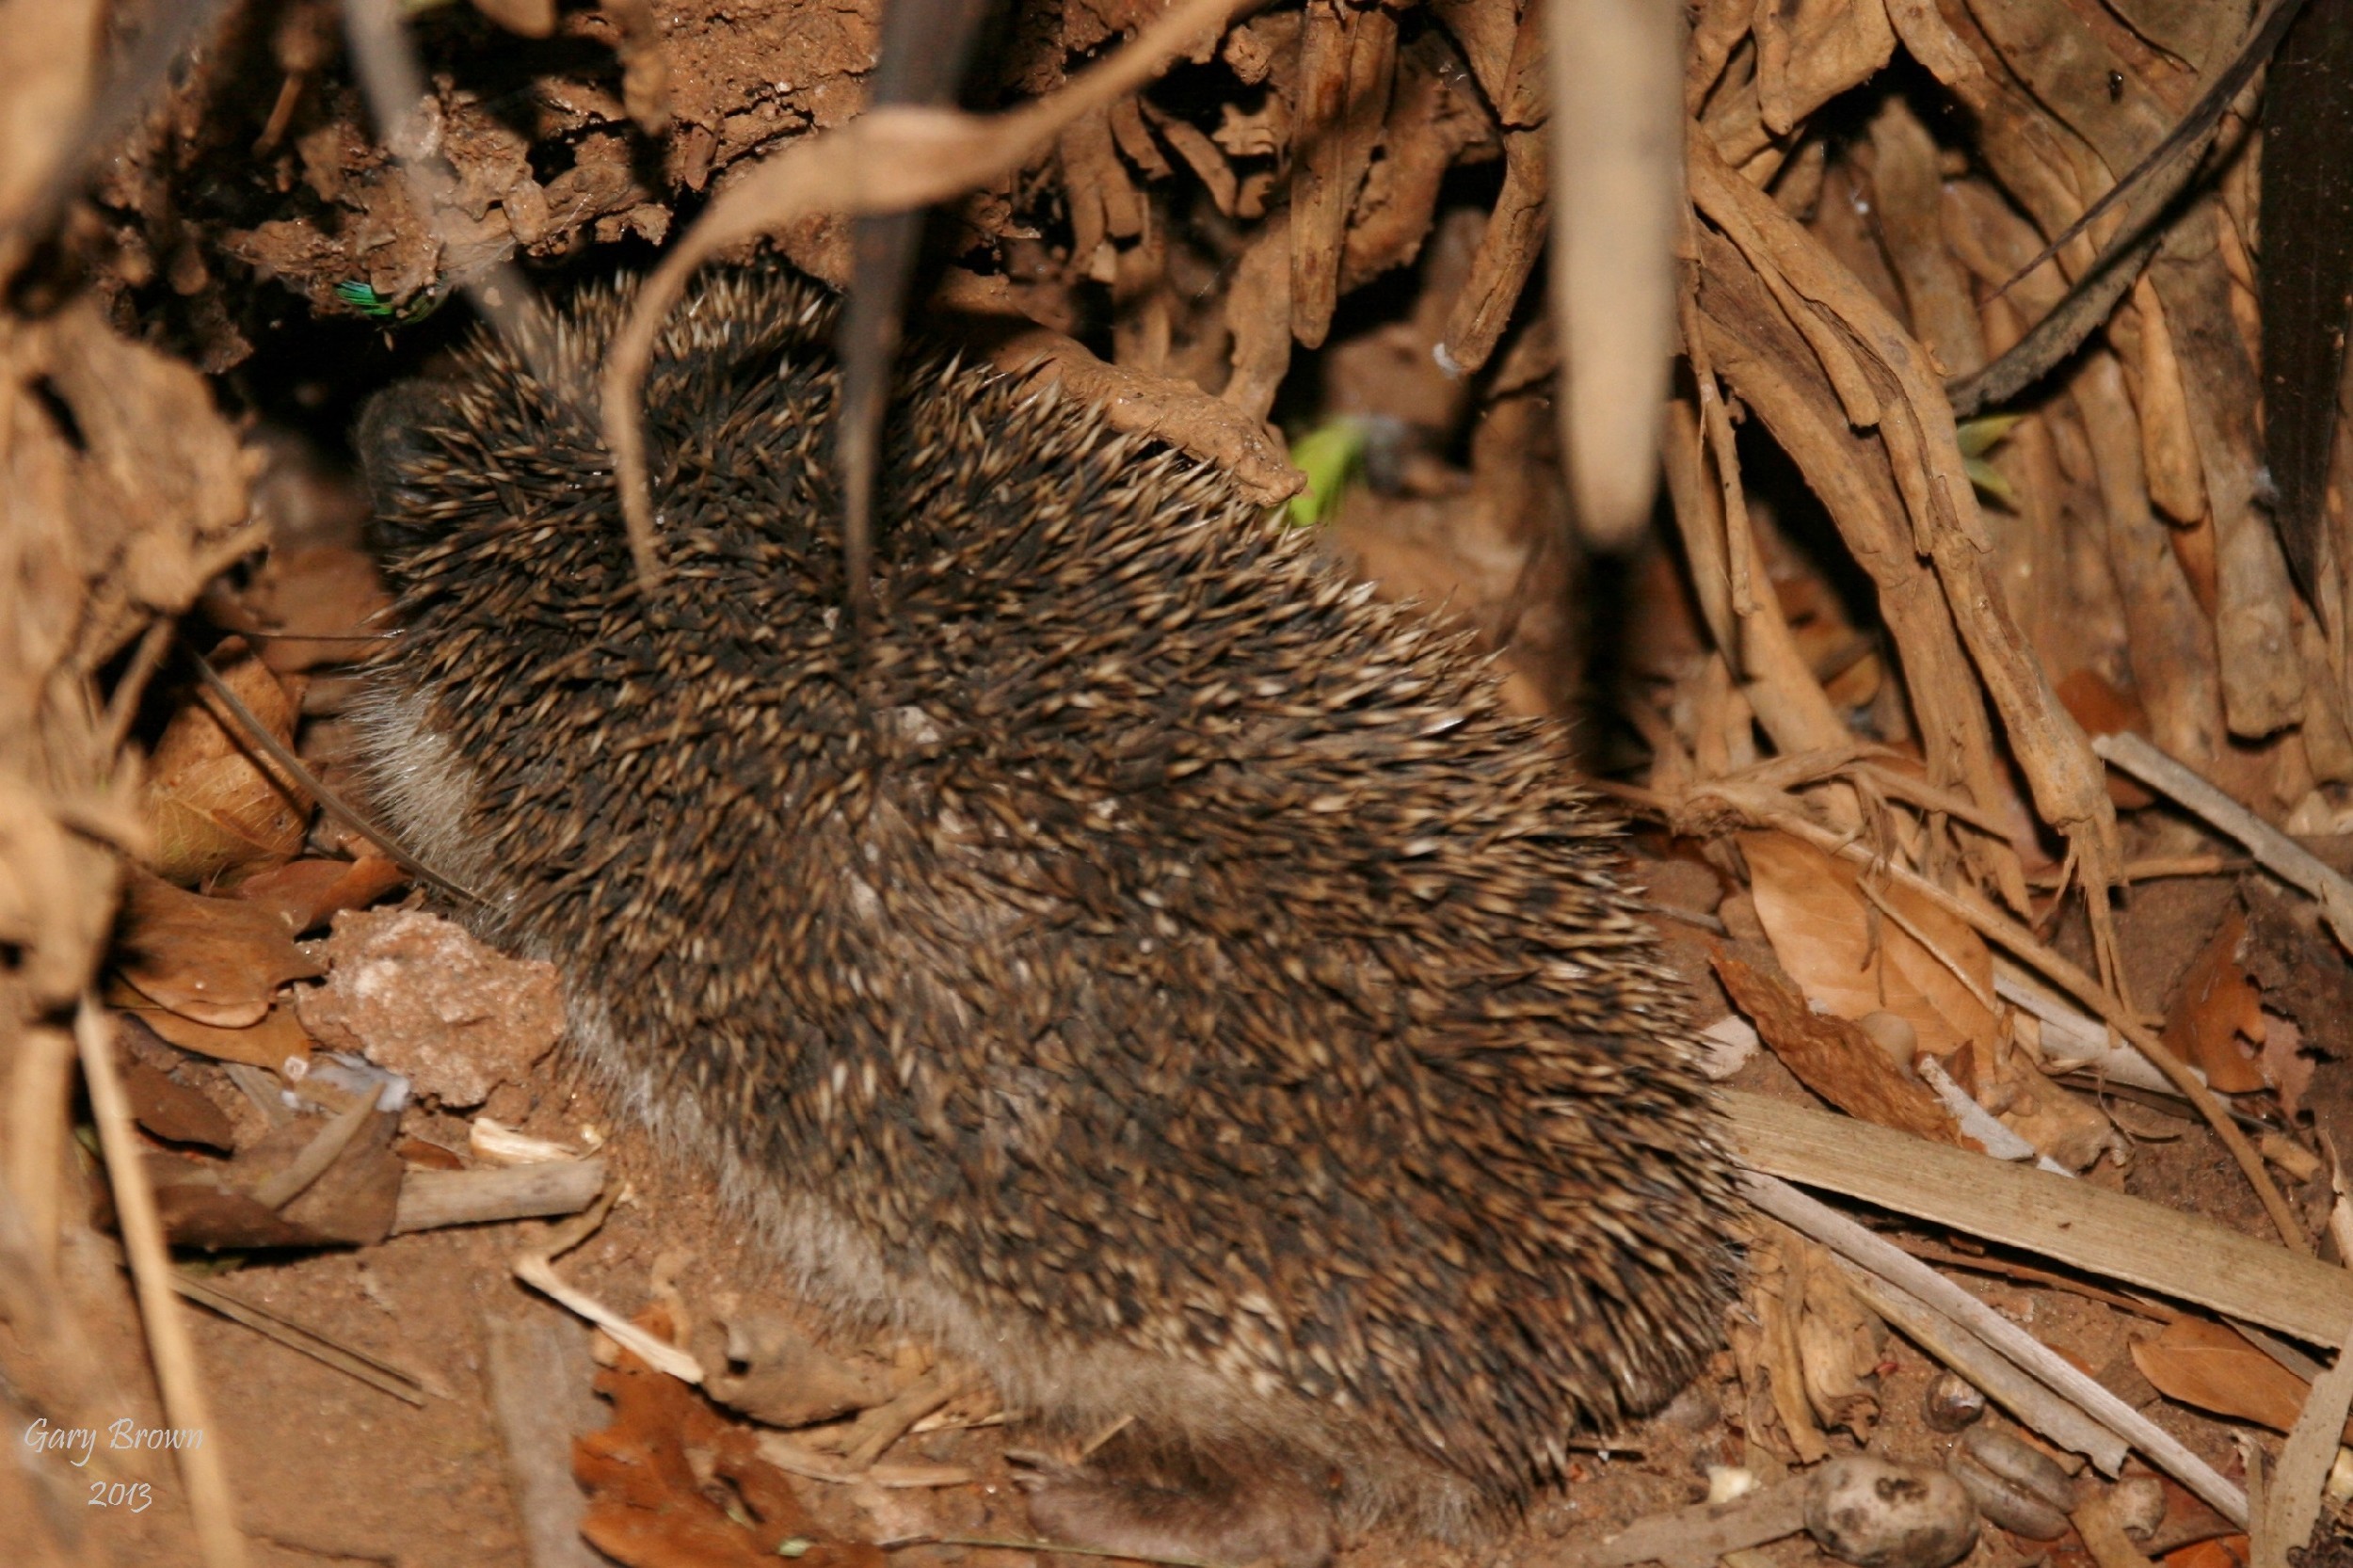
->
356;264;1740;1539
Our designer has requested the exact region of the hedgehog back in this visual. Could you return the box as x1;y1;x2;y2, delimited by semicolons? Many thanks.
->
360;267;1737;1508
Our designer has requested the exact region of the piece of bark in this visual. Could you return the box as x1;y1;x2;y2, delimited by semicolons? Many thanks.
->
1692;225;2013;864
935;272;1302;503
485;1310;604;1568
2071;351;2226;768
1140;100;1236;215
392;1159;607;1233
1712;947;1975;1147
1336;28;1494;294
1726;1090;2352;1349
1756;0;1897;136
1695;139;2113;903
1437;129;1545;375
1867;95;1984;377
2125;276;2208;524
1219;209;1293;424
2148;205;2305;738
1289;0;1397;347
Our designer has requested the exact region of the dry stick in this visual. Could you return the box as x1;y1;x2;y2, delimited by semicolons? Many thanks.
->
1827;1255;2128;1472
2093;730;2353;952
247;1092;377;1210
170;1272;429;1406
1673;287;1849;754
6;1023;73;1277
1725;793;2310;1254
1745;1173;2249;1526
600;0;1251;590
100;617;175;760
75;1000;249;1568
1726;1093;2349;1344
2255;1311;2353;1568
1548;0;1681;547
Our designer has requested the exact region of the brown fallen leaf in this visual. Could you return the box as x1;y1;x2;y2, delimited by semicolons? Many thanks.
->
114;867;324;1029
1740;831;1998;1058
2053;669;2156;809
2159;909;2267;1095
2164;1537;2253;1568
578;1312;886;1568
145;1110;404;1250
110;988;315;1070
2131;1317;2353;1443
120;1055;236;1151
143;646;311;885
227;855;408;934
243;546;393;674
2256;1013;2314;1121
1711;945;1975;1148
137;1154;328;1251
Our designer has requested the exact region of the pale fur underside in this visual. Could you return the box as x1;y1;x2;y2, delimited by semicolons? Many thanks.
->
356;686;1490;1540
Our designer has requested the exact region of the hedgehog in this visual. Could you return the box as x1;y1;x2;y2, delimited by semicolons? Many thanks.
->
353;264;1739;1566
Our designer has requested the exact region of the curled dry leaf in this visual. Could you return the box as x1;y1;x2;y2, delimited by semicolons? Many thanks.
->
1789;1235;1887;1441
228;855;408;935
2131;1318;2353;1444
111;990;315;1070
1711;944;1974;1147
145;1110;404;1250
579;1323;887;1568
118;1053;236;1151
144;648;310;885
1741;830;1998;1058
2159;909;2267;1095
699;1310;890;1430
113;866;325;1029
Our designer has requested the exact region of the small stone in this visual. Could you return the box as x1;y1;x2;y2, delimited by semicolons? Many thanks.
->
1803;1456;1979;1568
1921;1372;1986;1432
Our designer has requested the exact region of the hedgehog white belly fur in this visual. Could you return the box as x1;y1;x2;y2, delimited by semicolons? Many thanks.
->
354;264;1738;1559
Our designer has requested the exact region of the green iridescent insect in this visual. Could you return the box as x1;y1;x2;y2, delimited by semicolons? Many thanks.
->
334;280;446;326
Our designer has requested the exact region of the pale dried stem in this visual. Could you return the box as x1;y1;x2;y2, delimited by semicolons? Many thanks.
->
1749;1173;2249;1524
2094;730;2353;952
1829;1255;2128;1472
75;1000;248;1568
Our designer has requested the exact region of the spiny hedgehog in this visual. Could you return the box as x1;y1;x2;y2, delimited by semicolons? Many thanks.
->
355;264;1737;1565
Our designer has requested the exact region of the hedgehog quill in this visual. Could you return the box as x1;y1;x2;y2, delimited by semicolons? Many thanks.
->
356;265;1739;1567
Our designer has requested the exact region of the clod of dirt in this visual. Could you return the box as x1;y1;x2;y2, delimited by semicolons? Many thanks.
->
701;1311;889;1429
1802;1456;1979;1568
296;906;562;1106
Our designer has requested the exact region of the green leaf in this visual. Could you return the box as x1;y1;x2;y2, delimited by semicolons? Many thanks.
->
1963;456;2015;508
1284;418;1369;528
1955;412;2025;459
